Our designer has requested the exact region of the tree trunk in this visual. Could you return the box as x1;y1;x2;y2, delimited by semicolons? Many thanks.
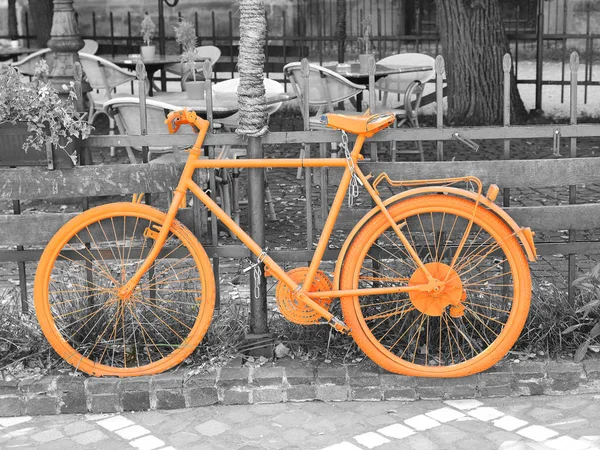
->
28;0;54;48
336;0;347;63
8;0;18;40
435;0;528;125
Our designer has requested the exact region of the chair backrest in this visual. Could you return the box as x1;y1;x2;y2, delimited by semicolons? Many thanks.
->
375;53;435;95
213;77;286;128
283;62;365;112
167;45;222;77
103;97;194;151
78;53;136;95
10;48;52;76
79;39;99;55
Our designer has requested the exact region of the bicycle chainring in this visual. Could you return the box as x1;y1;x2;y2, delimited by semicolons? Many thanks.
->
275;267;333;325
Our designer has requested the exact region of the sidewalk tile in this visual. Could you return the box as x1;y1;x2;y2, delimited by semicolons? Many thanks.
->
404;414;440;430
129;435;165;450
467;406;505;421
517;425;559;442
545;436;594;450
96;415;135;431
354;431;390;448
115;425;151;440
493;415;529;431
444;399;483;410
377;423;415;439
425;407;465;422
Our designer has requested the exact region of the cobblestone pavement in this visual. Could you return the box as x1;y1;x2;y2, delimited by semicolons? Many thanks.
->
1;394;599;449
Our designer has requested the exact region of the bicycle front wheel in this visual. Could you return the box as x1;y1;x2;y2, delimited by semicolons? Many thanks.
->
34;202;215;377
340;195;531;377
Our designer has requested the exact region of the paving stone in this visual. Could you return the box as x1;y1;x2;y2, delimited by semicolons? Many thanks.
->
195;419;230;437
377;423;415;439
152;373;183;389
282;361;317;385
425;407;466;422
0;380;20;395
184;370;218;388
155;389;186;410
401;433;439;450
86;378;120;395
322;442;363;450
222;389;250;405
545;435;594;450
122;390;151;411
38;437;79;449
252;366;284;386
281;427;311;443
467;406;505;421
72;429;109;445
354;431;390;448
186;386;219;407
89;393;120;413
121;378;150;392
218;367;250;388
316;365;348;385
516;425;560;442
24;395;59;415
364;414;398;427
166;431;202;446
129;434;165;450
404;414;441;430
0;416;32;427
316;385;349;401
0;395;25;416
237;424;275;439
59;390;87;414
32;428;64;442
114;424;151;440
287;385;317;401
253;387;285;403
493;415;529;431
272;409;313;427
62;420;96;436
382;387;417;401
426;423;470;444
96;415;136;431
351;387;382;401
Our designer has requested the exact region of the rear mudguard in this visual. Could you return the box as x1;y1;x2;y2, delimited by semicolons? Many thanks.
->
332;186;537;290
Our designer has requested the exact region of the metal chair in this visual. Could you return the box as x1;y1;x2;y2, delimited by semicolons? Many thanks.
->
79;53;149;163
10;48;52;77
79;39;99;55
284;62;366;176
163;45;221;92
375;53;435;161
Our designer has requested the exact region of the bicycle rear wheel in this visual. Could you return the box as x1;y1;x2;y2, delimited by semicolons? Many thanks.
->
34;202;215;377
340;195;531;377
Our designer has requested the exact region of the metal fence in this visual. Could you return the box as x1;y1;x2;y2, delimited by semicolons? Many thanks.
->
1;52;600;327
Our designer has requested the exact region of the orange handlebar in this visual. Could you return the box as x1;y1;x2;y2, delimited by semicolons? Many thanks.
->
164;109;210;135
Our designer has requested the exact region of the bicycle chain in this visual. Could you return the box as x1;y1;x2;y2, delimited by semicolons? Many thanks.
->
341;131;362;207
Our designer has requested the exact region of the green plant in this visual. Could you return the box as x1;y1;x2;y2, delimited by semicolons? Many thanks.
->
140;13;156;47
563;263;600;362
358;14;372;54
173;20;200;81
0;64;92;157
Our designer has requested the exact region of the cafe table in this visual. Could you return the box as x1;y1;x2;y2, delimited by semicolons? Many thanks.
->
153;90;296;119
324;62;434;112
0;46;38;62
100;54;183;95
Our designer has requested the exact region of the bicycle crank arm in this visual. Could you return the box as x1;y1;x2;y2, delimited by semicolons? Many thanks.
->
294;290;350;334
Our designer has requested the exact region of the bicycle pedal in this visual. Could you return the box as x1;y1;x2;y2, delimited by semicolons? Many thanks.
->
329;317;350;334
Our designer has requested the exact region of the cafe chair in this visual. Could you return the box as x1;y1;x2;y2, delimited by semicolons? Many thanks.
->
10;48;52;77
79;39;99;55
375;53;435;161
79;53;149;163
163;45;221;92
284;61;366;177
210;77;286;223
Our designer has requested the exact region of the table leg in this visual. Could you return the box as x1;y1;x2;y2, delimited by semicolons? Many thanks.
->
147;72;154;97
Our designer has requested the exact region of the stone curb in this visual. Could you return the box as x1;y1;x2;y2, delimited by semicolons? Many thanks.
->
1;358;599;417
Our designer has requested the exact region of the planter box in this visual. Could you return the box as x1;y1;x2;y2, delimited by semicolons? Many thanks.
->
0;122;77;169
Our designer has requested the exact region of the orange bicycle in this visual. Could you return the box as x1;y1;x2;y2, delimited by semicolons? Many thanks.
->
34;109;536;378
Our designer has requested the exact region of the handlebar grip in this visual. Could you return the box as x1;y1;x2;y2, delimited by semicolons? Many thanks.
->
165;109;208;134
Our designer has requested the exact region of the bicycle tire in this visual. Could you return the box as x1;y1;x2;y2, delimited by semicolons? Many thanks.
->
339;195;531;377
34;202;215;377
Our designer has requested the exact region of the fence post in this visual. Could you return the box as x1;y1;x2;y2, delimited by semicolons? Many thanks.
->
535;0;544;111
300;58;314;249
502;53;511;207
568;51;579;305
435;55;444;161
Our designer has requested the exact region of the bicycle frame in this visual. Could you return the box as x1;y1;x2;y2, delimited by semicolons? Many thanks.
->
116;111;516;331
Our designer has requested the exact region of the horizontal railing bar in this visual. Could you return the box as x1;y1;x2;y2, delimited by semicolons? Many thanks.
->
84;123;600;148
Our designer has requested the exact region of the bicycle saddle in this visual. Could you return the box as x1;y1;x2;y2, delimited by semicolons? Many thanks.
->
318;112;396;137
